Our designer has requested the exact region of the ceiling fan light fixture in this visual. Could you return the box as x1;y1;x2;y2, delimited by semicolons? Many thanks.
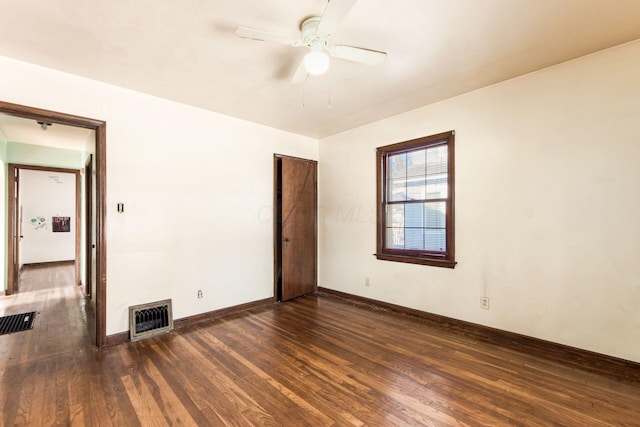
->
37;121;52;131
304;50;330;75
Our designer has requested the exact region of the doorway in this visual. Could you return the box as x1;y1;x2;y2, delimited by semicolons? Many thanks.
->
8;165;81;293
0;101;107;347
273;154;317;301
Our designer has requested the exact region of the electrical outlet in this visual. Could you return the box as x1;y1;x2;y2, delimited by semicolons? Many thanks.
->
480;297;490;310
365;277;370;287
197;290;203;299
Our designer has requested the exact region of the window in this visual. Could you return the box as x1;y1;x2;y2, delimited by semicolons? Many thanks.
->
376;131;456;268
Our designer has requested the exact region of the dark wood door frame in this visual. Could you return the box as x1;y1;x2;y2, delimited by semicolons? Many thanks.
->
8;165;82;292
76;169;82;286
84;155;93;298
0;101;107;348
9;167;20;292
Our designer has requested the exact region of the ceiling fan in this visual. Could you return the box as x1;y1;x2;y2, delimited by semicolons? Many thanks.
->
234;0;387;84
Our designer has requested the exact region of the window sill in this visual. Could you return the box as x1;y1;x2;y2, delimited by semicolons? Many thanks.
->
375;253;457;269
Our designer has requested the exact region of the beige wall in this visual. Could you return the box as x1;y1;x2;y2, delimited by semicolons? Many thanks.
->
319;40;640;363
0;55;318;334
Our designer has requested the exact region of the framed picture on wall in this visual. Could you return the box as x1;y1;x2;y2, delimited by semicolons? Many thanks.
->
52;216;71;232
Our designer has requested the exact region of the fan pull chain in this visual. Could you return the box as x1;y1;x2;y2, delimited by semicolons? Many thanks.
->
327;68;332;109
302;80;306;107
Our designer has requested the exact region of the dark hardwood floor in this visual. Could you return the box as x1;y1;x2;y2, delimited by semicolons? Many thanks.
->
1;263;640;426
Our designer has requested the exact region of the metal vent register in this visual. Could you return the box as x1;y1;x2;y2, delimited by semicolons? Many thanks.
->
129;299;173;341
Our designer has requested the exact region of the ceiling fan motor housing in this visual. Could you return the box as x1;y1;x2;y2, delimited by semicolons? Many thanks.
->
300;16;327;48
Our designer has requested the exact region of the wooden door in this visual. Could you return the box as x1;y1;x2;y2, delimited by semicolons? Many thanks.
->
280;156;317;301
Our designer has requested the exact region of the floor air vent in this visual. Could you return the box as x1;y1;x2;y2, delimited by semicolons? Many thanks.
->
129;299;173;341
0;311;36;335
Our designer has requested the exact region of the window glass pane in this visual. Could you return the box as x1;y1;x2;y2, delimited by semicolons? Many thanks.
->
388;153;406;179
406;150;426;177
425;229;446;252
405;228;424;250
424;202;446;228
426;146;448;199
386;227;404;249
426;145;448;175
405;203;423;228
387;204;404;228
406;176;426;200
426;175;447;199
425;201;446;252
387;178;407;202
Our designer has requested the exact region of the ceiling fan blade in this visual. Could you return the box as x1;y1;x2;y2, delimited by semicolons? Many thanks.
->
330;45;387;65
317;0;357;35
291;59;308;84
234;27;302;47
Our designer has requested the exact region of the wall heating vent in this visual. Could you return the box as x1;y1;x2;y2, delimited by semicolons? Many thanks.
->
129;299;173;342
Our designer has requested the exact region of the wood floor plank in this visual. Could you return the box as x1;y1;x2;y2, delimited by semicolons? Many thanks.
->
203;332;336;425
0;363;26;424
84;370;117;426
149;334;249;426
66;355;90;426
142;356;199;425
121;374;171;426
98;349;142;427
15;362;39;425
139;340;229;426
177;333;284;426
54;358;71;425
142;340;229;426
38;359;58;427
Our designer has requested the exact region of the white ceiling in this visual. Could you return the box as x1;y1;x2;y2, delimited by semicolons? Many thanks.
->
1;0;640;140
0;114;93;151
